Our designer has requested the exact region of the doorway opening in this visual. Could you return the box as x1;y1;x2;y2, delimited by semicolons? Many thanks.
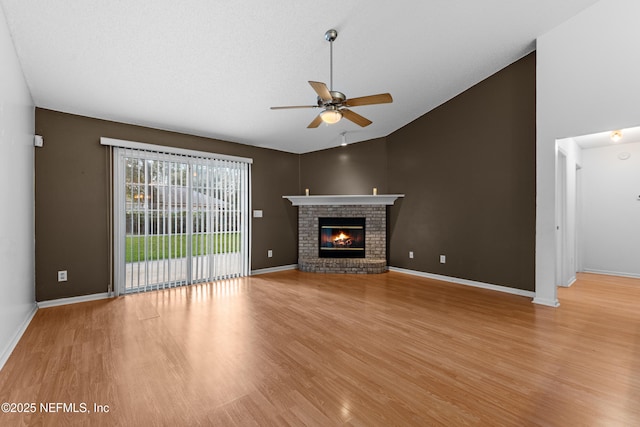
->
555;125;640;301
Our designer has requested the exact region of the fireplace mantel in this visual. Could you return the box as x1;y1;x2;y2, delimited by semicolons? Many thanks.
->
283;194;404;206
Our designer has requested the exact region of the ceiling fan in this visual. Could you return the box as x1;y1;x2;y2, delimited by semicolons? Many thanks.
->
270;29;393;128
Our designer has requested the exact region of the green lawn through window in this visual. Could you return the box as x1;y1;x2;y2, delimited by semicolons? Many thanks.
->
125;233;240;263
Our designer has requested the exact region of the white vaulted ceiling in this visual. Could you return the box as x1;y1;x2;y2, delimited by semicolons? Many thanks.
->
0;0;599;153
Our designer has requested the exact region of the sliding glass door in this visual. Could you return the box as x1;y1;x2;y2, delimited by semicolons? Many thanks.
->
111;144;250;294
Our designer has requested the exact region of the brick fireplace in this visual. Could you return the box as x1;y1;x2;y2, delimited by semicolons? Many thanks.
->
283;195;404;274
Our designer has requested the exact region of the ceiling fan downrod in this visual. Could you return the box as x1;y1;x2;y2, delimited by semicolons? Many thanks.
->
325;29;337;92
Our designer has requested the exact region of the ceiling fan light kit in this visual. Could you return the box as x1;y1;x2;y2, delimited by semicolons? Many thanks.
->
320;107;342;124
271;29;393;128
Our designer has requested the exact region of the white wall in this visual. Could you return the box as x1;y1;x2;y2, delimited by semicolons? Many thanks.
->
0;4;36;370
536;0;640;306
581;142;640;277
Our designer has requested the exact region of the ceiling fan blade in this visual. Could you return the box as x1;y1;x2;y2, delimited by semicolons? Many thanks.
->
345;93;393;107
270;105;317;110
309;81;332;102
307;114;324;128
341;109;372;127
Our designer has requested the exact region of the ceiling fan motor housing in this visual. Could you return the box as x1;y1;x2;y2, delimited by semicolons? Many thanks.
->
317;91;346;107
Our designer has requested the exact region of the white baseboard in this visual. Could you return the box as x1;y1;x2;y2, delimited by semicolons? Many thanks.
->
388;267;536;299
532;296;560;307
581;269;640;280
37;292;111;309
0;303;38;372
558;276;577;288
251;264;298;275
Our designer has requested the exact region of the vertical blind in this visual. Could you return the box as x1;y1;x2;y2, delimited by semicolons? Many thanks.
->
103;138;252;295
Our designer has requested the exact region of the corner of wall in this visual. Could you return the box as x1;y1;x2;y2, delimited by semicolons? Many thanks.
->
0;3;37;370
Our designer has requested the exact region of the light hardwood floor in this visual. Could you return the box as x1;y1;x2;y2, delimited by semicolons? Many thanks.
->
1;271;639;426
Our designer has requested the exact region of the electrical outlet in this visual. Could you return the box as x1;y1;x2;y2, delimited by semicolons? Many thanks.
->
267;250;273;258
409;251;414;259
57;270;68;282
439;255;446;264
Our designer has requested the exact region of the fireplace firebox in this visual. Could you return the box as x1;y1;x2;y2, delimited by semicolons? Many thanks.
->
318;217;365;258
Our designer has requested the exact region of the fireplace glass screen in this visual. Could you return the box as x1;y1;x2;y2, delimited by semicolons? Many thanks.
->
318;217;365;258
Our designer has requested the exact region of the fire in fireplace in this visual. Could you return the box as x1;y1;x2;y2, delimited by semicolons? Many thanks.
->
318;217;365;258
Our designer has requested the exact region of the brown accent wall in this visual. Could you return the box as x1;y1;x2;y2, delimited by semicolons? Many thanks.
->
299;53;536;291
299;137;388;195
35;52;535;300
387;52;536;290
35;109;298;301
